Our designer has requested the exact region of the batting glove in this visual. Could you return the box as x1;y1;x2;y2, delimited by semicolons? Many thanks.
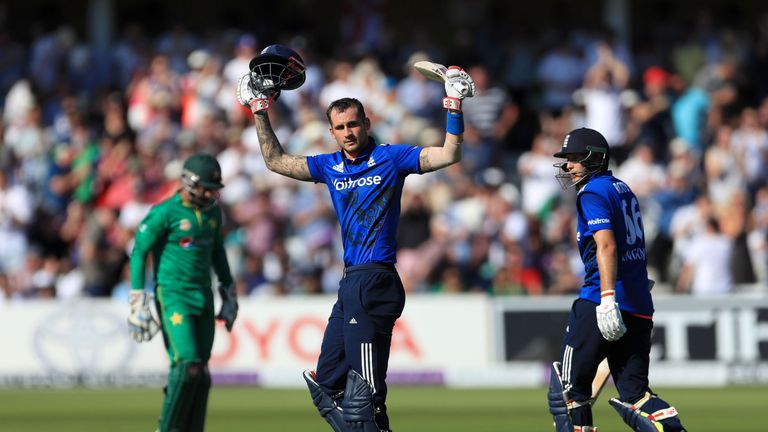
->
216;283;238;332
237;73;271;113
595;290;627;341
443;66;476;111
128;290;160;343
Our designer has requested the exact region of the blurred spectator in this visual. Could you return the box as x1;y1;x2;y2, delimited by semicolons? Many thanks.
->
672;59;738;153
222;33;257;90
648;157;699;282
749;185;768;283
112;24;150;90
731;107;768;197
628;66;676;163
536;38;585;111
127;55;182;133
615;144;666;199
395;52;443;122
28;26;75;102
490;240;543;296
219;33;258;118
181;49;224;129
579;41;630;163
517;133;560;220
719;191;757;286
544;246;582;295
0;170;32;274
79;207;124;297
461;64;517;175
319;60;366;107
704;125;744;208
56;255;85;299
676;216;733;296
154;24;199;74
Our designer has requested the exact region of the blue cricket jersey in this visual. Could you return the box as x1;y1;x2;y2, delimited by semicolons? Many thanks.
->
576;171;654;316
306;140;422;267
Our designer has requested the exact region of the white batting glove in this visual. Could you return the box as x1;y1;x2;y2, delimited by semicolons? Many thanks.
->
216;283;238;332
237;73;271;113
442;66;476;111
595;290;627;341
128;291;160;343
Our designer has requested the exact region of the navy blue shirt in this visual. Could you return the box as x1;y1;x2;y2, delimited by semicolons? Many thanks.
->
307;141;422;267
576;171;654;316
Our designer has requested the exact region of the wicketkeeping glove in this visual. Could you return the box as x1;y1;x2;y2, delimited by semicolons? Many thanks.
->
443;66;476;111
237;73;274;113
595;290;627;341
128;290;160;343
216;283;238;332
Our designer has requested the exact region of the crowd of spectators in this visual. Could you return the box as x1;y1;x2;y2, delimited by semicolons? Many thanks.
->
1;10;767;302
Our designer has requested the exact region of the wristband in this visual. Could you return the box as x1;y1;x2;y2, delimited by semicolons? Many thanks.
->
445;111;464;135
250;98;270;113
600;290;616;303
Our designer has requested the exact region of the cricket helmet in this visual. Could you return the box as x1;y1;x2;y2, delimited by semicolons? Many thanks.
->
248;44;306;95
553;127;610;189
181;152;223;207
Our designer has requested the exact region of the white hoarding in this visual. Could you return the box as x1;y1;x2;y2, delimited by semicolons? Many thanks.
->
1;294;492;387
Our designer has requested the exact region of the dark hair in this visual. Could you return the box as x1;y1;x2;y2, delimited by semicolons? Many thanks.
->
706;216;720;233
325;98;366;124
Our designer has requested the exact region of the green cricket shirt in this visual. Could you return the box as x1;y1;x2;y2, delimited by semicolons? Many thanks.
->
130;192;233;293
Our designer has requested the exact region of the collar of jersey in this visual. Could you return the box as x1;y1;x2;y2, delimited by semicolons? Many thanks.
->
593;170;612;179
342;137;376;164
174;192;193;208
578;170;613;194
176;191;205;209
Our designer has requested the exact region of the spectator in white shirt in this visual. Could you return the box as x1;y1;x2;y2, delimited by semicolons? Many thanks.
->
677;216;733;296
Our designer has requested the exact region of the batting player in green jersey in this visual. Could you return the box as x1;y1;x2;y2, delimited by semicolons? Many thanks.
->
128;152;238;432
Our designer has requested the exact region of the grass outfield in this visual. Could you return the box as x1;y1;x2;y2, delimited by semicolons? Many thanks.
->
0;386;761;431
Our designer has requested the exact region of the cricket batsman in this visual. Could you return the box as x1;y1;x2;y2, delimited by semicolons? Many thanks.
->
128;152;238;432
548;128;686;432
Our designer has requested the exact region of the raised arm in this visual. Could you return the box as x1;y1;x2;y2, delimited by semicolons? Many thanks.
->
419;119;463;173
418;66;475;173
237;74;313;181
252;111;313;181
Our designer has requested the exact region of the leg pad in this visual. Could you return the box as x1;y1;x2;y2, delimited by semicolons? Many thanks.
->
548;362;573;432
342;370;380;432
303;369;348;432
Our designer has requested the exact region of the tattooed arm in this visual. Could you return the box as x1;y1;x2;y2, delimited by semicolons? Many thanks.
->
252;112;313;181
418;131;462;173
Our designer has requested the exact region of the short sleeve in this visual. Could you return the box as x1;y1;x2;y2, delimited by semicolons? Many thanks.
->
306;154;330;184
385;144;422;175
579;190;613;232
130;206;168;289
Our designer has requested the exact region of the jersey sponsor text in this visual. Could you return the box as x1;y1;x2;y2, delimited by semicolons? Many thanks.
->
587;217;610;225
332;175;382;191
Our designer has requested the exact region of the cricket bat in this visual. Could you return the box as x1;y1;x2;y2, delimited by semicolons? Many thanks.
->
590;358;611;401
413;60;448;82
